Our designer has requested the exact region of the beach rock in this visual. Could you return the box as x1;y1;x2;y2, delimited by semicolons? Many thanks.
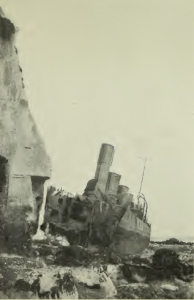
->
128;283;150;289
0;291;8;299
14;279;31;292
179;251;194;263
6;288;37;299
72;266;100;287
185;280;194;298
152;248;181;279
55;245;92;266
107;251;122;264
55;235;70;246
121;263;152;283
72;265;117;299
99;268;117;298
152;248;180;269
178;263;194;282
0;276;14;295
124;254;152;266
45;254;54;263
173;278;194;298
161;283;179;291
116;282;155;299
106;264;124;282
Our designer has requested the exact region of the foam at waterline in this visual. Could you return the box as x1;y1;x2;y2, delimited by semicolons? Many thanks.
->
32;179;50;240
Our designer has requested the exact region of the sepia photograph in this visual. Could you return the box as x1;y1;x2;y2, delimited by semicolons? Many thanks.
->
0;0;193;298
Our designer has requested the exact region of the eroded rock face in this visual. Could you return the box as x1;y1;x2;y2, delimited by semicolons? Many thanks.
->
0;8;51;247
0;13;15;41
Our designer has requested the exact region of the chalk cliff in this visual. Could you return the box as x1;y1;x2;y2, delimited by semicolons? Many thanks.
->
0;8;51;245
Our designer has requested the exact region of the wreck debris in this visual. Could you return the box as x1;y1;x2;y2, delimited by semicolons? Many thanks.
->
44;143;151;256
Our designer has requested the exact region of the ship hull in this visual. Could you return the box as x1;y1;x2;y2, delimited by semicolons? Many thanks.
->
111;225;150;255
45;192;151;256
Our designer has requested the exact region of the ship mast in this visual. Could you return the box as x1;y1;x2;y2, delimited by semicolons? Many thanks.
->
138;157;147;195
137;157;148;221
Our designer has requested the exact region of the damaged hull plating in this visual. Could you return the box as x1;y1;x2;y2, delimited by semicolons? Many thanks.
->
111;202;151;255
111;224;150;255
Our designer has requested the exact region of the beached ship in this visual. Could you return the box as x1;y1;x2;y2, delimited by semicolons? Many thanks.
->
44;144;151;255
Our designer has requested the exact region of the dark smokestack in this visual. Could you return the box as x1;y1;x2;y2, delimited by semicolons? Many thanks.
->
94;144;114;193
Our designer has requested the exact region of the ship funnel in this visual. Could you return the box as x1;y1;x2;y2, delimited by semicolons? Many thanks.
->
117;185;129;194
106;172;121;196
94;143;114;193
117;192;133;206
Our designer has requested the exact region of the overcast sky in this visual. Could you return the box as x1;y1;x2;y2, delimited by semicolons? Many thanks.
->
1;0;194;241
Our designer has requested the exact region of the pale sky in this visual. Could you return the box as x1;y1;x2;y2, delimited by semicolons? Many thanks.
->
1;0;194;241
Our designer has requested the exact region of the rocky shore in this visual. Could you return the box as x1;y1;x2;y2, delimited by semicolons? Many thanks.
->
0;6;193;300
0;239;193;299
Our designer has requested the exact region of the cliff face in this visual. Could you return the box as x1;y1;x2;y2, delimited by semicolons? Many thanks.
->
0;11;51;176
0;8;51;245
